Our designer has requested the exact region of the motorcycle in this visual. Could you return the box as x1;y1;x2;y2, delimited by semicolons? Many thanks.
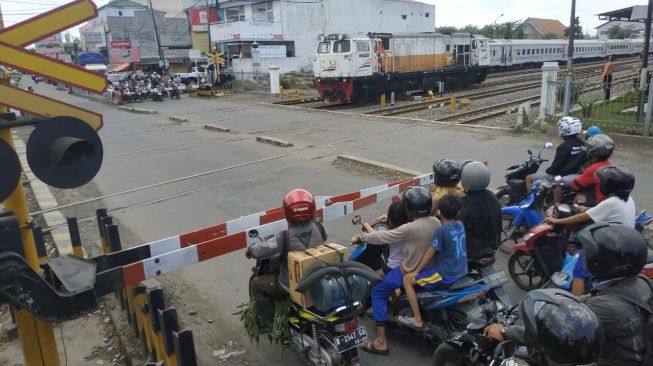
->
247;229;380;366
546;210;653;290
431;298;526;366
349;216;511;345
496;142;554;207
169;84;181;99
148;85;163;101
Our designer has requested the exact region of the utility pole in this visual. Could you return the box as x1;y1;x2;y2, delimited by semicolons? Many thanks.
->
562;0;576;116
206;0;212;54
148;0;166;73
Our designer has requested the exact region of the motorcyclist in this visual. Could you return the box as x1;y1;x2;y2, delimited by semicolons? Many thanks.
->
352;186;439;355
484;288;601;366
568;134;613;207
576;223;652;366
246;188;326;330
430;159;464;215
525;117;585;193
459;161;502;260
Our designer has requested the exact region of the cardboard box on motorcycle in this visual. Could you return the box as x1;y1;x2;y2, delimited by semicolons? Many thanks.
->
288;244;349;308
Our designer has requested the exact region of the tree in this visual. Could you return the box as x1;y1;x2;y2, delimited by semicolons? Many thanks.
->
501;21;521;39
564;16;584;39
435;26;458;35
607;25;635;39
480;24;495;38
516;27;525;39
460;24;481;34
542;33;558;39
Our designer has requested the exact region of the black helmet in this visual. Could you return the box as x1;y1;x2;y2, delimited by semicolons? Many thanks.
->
521;289;601;366
595;165;634;199
433;159;461;187
402;186;432;219
461;161;490;192
578;223;647;280
586;134;614;159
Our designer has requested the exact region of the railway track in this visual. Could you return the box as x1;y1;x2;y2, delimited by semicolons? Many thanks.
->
274;97;321;105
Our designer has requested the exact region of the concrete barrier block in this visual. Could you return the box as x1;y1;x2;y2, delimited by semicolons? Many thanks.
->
169;116;189;123
336;155;423;177
255;136;293;147
203;124;231;133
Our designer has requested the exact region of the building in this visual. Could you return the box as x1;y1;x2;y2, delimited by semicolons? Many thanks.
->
195;0;435;73
596;20;645;39
79;0;192;72
520;17;567;39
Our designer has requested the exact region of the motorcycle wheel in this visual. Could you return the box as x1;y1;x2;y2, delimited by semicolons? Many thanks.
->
508;251;545;291
432;343;470;366
496;188;512;207
500;214;527;254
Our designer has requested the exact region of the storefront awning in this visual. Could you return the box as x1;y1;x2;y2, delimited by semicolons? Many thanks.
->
112;63;130;72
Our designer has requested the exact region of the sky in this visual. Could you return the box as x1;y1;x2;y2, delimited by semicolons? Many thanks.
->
0;0;648;37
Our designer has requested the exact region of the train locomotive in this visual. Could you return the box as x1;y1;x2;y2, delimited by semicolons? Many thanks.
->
313;33;490;104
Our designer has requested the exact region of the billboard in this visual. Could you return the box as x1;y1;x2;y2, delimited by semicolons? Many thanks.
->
110;47;141;64
210;21;283;42
258;45;286;58
188;8;219;32
111;39;132;48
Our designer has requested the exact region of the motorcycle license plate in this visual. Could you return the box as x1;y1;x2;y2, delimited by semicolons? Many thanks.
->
334;327;369;353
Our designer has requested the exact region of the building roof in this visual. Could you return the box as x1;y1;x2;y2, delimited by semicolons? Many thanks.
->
524;17;567;38
597;5;648;22
100;0;147;10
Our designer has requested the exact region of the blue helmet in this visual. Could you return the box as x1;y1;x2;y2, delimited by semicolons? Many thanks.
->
586;126;602;138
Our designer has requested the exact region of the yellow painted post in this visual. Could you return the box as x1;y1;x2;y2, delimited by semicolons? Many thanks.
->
380;94;386;109
0;94;60;365
450;96;457;113
279;86;284;98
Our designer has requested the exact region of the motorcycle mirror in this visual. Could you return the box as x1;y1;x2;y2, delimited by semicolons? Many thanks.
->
352;215;361;225
527;149;532;155
544;142;554;149
247;229;259;238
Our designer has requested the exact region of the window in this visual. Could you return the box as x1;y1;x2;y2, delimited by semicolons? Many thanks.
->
425;12;430;17
356;41;370;52
317;41;330;53
118;11;123;16
464;45;470;52
333;40;351;53
527;49;531;55
446;44;450;52
253;1;274;22
516;49;521;56
226;6;245;22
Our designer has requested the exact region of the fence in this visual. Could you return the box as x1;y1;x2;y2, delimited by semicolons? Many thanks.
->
551;71;652;136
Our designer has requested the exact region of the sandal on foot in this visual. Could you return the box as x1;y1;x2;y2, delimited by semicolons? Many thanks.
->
398;316;423;331
360;341;389;355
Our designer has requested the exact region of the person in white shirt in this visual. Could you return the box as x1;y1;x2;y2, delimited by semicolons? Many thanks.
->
544;165;636;228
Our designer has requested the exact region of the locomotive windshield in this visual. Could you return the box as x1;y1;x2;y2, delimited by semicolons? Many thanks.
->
333;40;351;53
317;42;331;53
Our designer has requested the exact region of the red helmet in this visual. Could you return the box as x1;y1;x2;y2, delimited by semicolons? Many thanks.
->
283;189;316;222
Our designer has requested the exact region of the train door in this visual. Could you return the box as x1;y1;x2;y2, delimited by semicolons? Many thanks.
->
452;38;470;67
500;44;506;67
476;38;490;66
353;40;374;76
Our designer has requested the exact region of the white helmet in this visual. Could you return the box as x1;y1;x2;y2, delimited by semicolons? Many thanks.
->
557;116;582;137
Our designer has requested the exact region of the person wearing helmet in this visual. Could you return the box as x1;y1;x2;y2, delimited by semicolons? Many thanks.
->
459;161;502;260
576;223;652;365
430;159;465;215
247;189;327;331
525;116;585;193
568;133;613;207
484;289;601;366
352;186;440;355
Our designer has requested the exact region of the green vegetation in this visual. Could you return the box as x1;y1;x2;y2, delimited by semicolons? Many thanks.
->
571;91;644;135
607;25;636;40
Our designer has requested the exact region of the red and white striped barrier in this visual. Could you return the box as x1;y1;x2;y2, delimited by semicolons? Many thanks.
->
121;173;433;285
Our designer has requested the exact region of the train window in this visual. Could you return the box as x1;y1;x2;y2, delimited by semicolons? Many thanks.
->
317;42;331;53
464;45;470;52
472;40;477;49
516;50;521;56
333;40;351;53
446;44;450;52
356;42;370;52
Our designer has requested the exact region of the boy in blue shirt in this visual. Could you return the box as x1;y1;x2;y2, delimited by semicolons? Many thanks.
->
400;195;468;329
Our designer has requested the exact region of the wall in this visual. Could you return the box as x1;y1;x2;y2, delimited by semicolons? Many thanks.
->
233;56;304;73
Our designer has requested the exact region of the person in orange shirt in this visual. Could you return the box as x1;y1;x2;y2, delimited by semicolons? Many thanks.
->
603;56;614;100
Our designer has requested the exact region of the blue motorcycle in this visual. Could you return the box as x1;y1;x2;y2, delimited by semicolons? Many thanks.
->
350;216;510;344
500;179;555;253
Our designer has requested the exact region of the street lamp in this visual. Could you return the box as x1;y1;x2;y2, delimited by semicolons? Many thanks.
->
493;13;505;39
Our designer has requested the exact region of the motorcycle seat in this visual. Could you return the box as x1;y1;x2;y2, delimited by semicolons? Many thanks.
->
449;276;483;290
468;252;497;270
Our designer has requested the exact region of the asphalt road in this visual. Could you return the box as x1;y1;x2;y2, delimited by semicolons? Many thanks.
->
22;82;653;365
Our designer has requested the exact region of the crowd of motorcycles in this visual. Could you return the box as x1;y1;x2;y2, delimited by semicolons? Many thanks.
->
252;141;653;366
108;73;182;103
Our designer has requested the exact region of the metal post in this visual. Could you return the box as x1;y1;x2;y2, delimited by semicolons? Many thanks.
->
0;82;60;364
66;216;84;258
95;208;108;253
32;226;47;263
148;0;165;74
637;0;653;123
645;76;653;136
563;0;576;116
101;216;113;254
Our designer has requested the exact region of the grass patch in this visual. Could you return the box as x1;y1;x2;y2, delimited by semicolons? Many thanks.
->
571;91;647;135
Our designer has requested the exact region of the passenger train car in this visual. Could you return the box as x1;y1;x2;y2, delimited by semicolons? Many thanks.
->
314;35;649;104
488;38;647;68
313;33;489;104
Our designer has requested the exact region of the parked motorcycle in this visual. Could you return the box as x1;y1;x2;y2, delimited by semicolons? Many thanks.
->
169;84;181;99
247;229;380;366
496;142;554;207
349;216;511;345
431;298;525;366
